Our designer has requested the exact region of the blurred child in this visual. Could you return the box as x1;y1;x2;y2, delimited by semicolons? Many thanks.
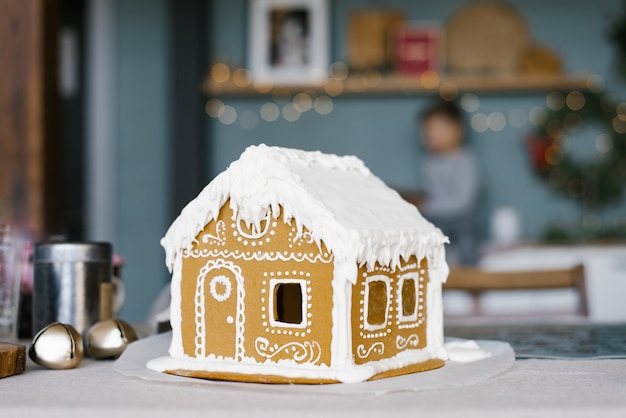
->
414;101;480;265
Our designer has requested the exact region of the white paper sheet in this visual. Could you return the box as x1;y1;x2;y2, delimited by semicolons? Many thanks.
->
114;333;514;396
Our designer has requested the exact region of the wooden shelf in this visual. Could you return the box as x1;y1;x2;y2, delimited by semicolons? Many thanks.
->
203;73;597;98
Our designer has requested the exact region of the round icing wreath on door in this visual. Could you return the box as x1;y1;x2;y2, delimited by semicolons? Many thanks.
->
209;275;232;302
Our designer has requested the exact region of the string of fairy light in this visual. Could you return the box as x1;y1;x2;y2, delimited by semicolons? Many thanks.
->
205;62;350;129
204;63;626;151
204;62;452;128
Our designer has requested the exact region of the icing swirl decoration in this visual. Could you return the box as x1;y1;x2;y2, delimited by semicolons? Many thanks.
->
209;275;232;302
396;334;419;350
292;230;314;246
202;220;226;245
356;342;385;359
254;337;321;365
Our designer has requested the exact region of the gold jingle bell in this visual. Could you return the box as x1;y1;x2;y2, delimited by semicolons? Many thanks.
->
86;318;138;359
29;323;84;370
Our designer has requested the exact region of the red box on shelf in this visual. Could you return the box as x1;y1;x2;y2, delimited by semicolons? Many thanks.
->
393;26;442;75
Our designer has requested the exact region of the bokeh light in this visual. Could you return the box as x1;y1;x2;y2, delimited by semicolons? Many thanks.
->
205;98;225;118
460;93;480;112
617;102;626;121
314;96;333;115
260;102;280;122
487;112;506;131
330;61;349;81
254;75;273;94
282;103;301;122
439;81;458;101
293;93;313;112
586;74;605;93
529;107;548;126
613;116;626;134
595;134;613;153
324;79;344;96
218;105;237;125
470;113;488;132
544;145;563;165
210;63;230;83
546;91;565;111
232;68;252;87
419;70;440;89
565;91;585;111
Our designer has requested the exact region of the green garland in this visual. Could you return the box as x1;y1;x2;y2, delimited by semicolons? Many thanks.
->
609;10;626;82
527;91;626;208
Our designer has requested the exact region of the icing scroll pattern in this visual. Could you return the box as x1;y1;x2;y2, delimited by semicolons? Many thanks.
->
396;334;419;350
201;220;226;245
356;342;385;359
236;214;271;239
292;230;314;246
254;337;321;365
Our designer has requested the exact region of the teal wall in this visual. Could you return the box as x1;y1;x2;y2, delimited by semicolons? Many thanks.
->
208;0;626;240
112;0;626;321
115;0;171;321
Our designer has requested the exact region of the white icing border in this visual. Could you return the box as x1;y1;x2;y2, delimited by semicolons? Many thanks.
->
183;247;333;264
148;345;444;384
397;272;419;323
362;275;391;332
192;259;246;360
268;278;308;329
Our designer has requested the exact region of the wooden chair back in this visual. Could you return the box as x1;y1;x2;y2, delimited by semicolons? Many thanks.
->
443;264;588;316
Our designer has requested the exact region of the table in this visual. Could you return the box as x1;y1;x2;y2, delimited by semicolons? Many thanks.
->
2;338;626;417
445;322;626;359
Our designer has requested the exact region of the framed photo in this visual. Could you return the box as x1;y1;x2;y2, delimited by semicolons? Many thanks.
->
249;0;328;85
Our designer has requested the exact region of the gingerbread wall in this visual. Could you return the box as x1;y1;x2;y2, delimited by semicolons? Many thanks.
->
179;202;335;367
350;256;429;365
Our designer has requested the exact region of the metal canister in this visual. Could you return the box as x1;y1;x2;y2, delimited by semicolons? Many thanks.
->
32;242;112;335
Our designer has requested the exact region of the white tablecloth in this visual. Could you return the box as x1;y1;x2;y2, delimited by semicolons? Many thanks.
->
2;354;625;417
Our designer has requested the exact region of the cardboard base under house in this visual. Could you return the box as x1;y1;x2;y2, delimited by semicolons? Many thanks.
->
162;358;445;385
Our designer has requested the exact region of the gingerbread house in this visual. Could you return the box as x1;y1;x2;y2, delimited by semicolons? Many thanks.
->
149;145;449;383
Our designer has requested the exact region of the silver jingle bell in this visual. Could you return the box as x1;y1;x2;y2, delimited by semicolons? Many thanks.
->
86;318;138;359
29;322;84;370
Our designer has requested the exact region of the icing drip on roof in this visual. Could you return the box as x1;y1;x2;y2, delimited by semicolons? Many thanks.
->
161;144;448;283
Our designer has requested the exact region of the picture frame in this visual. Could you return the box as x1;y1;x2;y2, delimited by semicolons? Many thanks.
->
249;0;328;85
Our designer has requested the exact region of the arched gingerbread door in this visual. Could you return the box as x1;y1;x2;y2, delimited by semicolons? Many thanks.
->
194;259;245;360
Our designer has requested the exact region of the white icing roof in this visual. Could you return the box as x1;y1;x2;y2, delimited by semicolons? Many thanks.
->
161;144;448;283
